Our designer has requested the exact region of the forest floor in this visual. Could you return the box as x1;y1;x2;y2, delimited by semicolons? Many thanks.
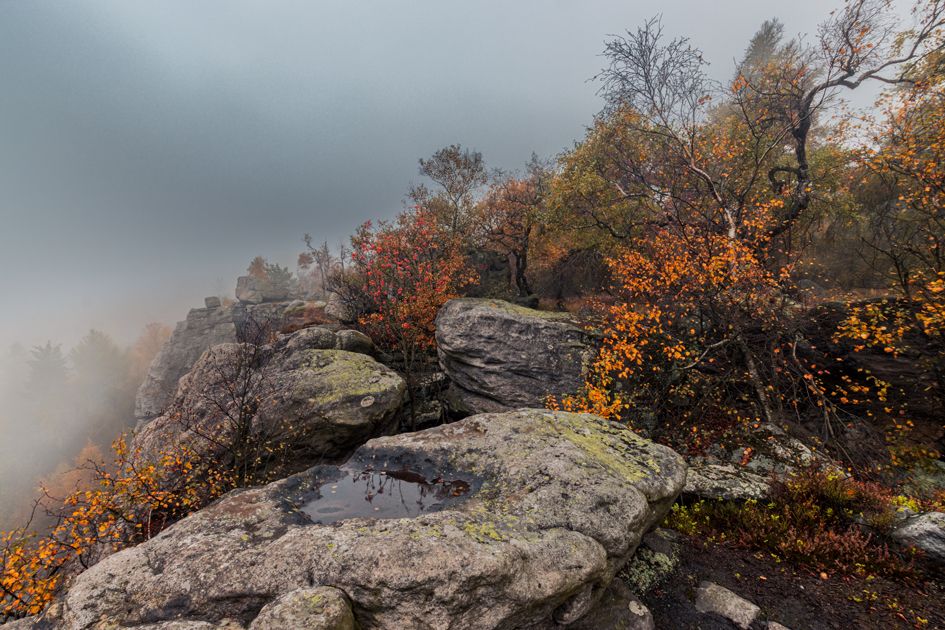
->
639;535;945;630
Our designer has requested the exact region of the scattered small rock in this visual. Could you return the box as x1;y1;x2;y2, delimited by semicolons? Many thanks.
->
695;581;761;630
564;578;655;630
891;511;945;570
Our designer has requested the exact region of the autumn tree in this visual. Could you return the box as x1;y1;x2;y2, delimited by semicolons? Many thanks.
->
853;23;945;296
407;144;489;250
247;255;268;279
836;23;945;430
247;256;296;292
478;154;551;296
130;322;172;383
552;1;945;460
354;207;476;426
298;237;337;297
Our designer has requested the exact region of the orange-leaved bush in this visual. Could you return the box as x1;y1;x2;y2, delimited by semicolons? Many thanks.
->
353;207;476;426
0;436;229;620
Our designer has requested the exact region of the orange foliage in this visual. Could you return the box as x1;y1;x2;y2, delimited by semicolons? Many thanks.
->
1;435;229;620
130;322;172;383
549;225;802;428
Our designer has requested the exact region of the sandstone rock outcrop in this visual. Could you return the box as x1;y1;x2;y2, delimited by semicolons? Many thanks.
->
435;298;596;415
236;276;291;304
27;410;686;630
135;303;378;431
134;302;286;430
134;326;405;467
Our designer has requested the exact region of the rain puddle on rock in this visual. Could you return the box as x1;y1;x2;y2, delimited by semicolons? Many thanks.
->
300;469;473;524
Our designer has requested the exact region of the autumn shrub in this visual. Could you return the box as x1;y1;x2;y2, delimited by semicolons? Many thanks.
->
0;314;319;620
352;207;476;426
1;408;318;619
665;463;921;579
324;266;376;323
549;227;828;439
832;284;945;470
0;435;230;620
280;305;331;335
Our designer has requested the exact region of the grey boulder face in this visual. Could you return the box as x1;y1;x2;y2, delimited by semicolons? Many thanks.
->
236;276;291;304
683;464;771;501
324;292;357;324
564;578;654;630
134;327;405;468
39;410;686;630
435;298;596;415
891;512;945;570
134;302;286;430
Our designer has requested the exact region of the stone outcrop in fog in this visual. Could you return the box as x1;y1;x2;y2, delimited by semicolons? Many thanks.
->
134;326;405;470
133;301;285;430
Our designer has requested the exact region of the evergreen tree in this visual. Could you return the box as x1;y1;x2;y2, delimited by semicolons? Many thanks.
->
25;342;69;397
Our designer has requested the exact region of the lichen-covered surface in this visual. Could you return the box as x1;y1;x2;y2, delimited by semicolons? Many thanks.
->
682;464;770;501
679;426;841;502
25;410;686;630
891;512;945;569
435;298;597;415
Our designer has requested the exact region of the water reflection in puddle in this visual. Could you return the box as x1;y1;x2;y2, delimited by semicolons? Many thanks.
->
300;470;473;524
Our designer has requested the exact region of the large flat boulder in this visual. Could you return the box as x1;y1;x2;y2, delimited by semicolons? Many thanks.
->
134;327;405;468
29;410;686;630
435;298;596;415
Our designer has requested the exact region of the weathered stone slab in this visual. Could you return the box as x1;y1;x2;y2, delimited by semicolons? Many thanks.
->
891;512;945;570
248;587;357;630
236;276;290;304
683;463;770;501
134;328;405;468
134;302;286;429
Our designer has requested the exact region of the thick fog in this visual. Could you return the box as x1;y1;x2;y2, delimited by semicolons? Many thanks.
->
0;0;856;351
0;0;887;529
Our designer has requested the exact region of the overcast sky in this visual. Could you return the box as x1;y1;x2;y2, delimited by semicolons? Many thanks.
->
0;0;890;353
